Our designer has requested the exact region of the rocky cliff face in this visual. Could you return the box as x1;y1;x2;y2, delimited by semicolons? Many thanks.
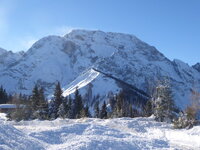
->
0;30;199;108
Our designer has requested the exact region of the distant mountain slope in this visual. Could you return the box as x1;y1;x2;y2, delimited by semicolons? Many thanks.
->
193;63;200;72
0;47;24;71
0;30;199;108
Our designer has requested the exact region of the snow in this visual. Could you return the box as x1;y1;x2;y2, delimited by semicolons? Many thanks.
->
0;113;199;150
62;69;100;97
62;68;120;101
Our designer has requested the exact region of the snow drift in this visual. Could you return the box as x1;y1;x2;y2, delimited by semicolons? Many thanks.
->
0;113;199;150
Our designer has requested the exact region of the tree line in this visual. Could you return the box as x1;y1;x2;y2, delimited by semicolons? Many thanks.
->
6;82;142;121
2;80;200;129
0;86;9;104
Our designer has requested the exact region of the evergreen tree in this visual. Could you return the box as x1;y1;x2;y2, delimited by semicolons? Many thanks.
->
84;105;90;117
94;101;100;118
80;105;90;118
74;88;83;118
67;96;73;118
128;104;134;118
30;84;40;111
100;101;107;119
143;100;153;117
0;85;8;104
108;96;116;111
49;100;57;120
153;80;176;122
112;91;127;118
173;106;197;129
34;87;49;120
54;82;63;107
58;99;68;119
49;82;63;119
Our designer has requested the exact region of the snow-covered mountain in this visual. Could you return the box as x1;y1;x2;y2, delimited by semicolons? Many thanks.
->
0;47;24;71
0;30;199;108
193;63;200;72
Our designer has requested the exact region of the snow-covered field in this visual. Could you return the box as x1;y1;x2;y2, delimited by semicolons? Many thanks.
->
0;113;199;150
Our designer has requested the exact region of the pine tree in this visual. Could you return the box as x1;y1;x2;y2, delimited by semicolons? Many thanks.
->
74;88;83;118
128;104;134;118
94;101;100;118
67;96;73;118
49;82;63;119
108;96;116;111
84;105;90;117
34;87;49;120
112;91;127;118
153;80;176;122
0;85;8;104
30;84;40;111
58;99;68;119
143;100;153;117
100;101;107;119
54;82;63;108
80;105;90;118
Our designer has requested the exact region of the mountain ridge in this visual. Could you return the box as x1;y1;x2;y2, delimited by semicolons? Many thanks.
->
0;29;199;109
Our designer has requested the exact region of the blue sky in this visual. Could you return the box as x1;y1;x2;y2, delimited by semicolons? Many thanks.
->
0;0;199;65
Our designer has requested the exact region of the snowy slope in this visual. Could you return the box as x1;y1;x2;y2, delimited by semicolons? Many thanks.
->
62;69;121;105
62;69;100;97
0;30;199;108
0;47;23;71
193;63;200;72
0;113;200;150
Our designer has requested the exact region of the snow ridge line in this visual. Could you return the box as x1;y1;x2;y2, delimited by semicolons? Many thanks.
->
92;68;150;99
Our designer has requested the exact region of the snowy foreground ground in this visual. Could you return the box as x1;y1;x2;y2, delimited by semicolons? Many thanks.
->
0;113;200;150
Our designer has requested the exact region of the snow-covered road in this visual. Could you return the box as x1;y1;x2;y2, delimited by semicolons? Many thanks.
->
0;113;199;150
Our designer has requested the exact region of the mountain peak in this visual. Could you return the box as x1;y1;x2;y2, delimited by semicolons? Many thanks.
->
193;63;200;72
0;47;7;55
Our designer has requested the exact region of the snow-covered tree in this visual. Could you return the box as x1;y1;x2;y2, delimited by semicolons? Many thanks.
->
153;80;176;122
58;100;68;119
49;82;63;119
174;90;200;128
